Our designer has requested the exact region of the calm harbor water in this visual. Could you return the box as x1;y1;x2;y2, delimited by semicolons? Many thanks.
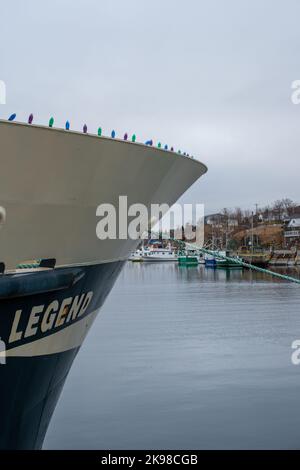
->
45;263;300;449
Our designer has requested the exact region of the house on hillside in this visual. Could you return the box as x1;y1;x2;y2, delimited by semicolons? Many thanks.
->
205;213;224;227
287;218;300;228
205;213;238;228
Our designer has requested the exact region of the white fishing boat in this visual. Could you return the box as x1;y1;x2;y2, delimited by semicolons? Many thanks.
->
142;247;178;262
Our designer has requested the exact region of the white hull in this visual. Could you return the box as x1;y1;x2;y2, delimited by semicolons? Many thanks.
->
0;121;207;270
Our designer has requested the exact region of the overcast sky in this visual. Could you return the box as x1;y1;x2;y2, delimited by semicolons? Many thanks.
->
1;0;300;214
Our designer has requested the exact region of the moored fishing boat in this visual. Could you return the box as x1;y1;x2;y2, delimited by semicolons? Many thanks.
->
178;255;199;266
141;247;178;262
178;248;202;266
129;249;143;262
205;250;243;269
238;248;270;267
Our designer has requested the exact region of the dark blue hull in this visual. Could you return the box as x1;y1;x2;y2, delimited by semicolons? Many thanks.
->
0;260;124;449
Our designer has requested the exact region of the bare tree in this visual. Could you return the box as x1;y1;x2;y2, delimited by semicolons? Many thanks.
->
234;207;243;225
272;200;284;221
